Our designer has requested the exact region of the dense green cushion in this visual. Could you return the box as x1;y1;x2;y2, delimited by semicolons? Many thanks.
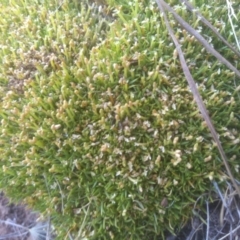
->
0;0;239;239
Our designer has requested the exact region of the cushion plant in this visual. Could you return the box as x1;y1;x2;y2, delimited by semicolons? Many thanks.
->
0;0;239;239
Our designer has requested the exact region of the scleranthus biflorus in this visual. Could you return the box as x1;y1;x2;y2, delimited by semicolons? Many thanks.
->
0;192;54;240
0;0;240;239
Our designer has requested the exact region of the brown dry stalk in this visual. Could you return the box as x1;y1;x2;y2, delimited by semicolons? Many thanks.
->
159;0;240;78
180;0;240;58
155;0;240;198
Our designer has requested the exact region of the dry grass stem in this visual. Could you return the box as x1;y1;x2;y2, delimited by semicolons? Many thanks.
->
180;0;240;57
155;0;240;199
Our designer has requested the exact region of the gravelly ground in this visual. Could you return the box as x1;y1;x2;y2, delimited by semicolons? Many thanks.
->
0;192;53;240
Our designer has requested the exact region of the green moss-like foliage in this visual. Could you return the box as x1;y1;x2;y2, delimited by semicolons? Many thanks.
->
0;0;239;239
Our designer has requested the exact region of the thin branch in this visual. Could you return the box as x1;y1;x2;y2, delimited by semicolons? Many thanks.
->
218;224;240;240
205;200;210;240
